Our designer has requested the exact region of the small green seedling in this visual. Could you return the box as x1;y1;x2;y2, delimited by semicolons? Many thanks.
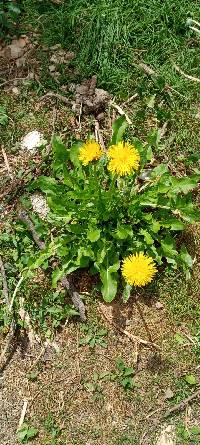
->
115;358;135;389
83;373;104;401
185;374;196;385
79;324;108;348
0;106;8;126
43;413;61;445
177;423;200;444
93;359;136;390
16;423;38;443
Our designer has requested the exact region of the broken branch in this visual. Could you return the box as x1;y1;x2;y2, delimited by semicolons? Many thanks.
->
173;64;200;83
0;255;9;306
18;210;86;321
163;388;200;418
39;92;71;105
99;303;160;350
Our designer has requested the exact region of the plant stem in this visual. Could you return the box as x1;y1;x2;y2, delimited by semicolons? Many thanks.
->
9;275;24;312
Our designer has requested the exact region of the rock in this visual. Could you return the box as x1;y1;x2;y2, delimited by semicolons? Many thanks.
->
156;425;176;445
74;77;111;115
49;64;56;72
16;56;26;68
164;388;174;400
18;35;29;48
30;194;50;220
12;87;20;95
65;51;75;60
21;130;45;153
3;36;28;60
50;43;62;51
155;301;164;310
139;169;153;181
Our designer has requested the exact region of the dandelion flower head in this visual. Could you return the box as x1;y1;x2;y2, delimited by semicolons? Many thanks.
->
107;141;140;176
122;252;157;287
79;140;103;165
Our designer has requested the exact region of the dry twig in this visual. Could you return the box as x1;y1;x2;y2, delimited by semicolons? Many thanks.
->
99;303;160;350
163;388;200;418
0;320;16;369
0;255;9;306
39;92;71;105
19;210;86;321
146;388;200;420
0;257;16;369
123;93;139;105
61;277;86;321
18;399;28;429
94;119;106;151
173;64;200;83
1;148;13;180
110;102;132;125
19;211;45;249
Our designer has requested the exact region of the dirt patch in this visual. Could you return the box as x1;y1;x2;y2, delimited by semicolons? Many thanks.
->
1;296;200;445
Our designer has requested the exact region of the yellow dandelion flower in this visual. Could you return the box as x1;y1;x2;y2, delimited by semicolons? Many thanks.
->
121;252;157;287
79;140;103;165
107;141;140;176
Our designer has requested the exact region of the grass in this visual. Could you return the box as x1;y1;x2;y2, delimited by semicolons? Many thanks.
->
18;0;200;161
22;0;200;91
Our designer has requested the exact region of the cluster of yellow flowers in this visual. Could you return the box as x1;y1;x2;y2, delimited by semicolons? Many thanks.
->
79;140;140;176
78;140;157;287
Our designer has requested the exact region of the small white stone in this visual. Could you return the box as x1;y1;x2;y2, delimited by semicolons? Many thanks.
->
155;301;164;310
21;130;44;153
30;194;50;220
157;425;176;445
12;87;20;95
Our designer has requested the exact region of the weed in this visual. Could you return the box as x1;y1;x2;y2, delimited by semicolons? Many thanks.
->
177;423;200;444
87;358;136;391
43;413;61;445
0;0;21;38
79;324;108;348
25;117;199;304
16;423;38;443
83;373;104;401
0;106;8;126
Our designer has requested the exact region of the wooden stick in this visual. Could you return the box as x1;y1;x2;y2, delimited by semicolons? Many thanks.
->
0;256;16;370
0;255;9;306
61;277;86;322
98;303;161;350
0;320;16;369
173;64;200;83
146;388;200;419
19;211;45;250
9;275;24;312
110;102;132;125
19;210;86;321
123;93;138;104
94;119;106;151
39;92;71;105
163;388;200;418
1;148;13;180
18;399;28;429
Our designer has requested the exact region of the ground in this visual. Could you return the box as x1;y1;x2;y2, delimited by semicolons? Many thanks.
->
1;2;200;445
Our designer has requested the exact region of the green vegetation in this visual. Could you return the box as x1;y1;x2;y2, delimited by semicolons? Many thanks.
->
25;117;199;302
0;0;21;37
20;0;200;158
22;0;200;92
